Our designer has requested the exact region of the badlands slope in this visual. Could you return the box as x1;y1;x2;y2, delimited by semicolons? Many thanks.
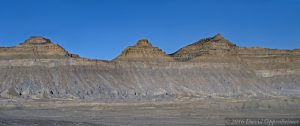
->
0;34;300;101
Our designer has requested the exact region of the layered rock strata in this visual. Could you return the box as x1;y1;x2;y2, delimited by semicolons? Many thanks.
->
114;39;174;62
0;36;78;60
0;35;299;101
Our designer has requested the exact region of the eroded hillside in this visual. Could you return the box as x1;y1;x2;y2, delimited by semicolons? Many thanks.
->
0;35;299;101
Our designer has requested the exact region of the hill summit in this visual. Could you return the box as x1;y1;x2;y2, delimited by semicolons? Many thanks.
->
114;39;174;61
20;36;52;45
0;36;78;59
171;34;237;61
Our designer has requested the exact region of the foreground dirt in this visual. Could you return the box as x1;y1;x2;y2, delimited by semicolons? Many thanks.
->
0;98;299;126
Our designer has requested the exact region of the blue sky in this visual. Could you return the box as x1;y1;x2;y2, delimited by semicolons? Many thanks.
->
0;0;299;60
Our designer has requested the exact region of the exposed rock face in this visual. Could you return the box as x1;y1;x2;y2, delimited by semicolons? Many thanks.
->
114;39;174;61
171;34;237;61
0;35;299;101
1;36;82;60
20;36;52;45
0;36;76;59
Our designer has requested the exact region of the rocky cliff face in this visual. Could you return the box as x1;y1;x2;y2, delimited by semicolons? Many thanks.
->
0;35;299;101
0;36;79;60
114;39;174;62
171;34;237;61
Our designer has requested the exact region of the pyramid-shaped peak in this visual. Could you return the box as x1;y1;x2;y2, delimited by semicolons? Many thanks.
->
20;36;52;45
136;39;153;47
210;34;236;47
212;33;224;40
114;39;173;61
171;34;237;61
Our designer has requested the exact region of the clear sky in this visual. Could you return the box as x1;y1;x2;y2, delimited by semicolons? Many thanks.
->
0;0;299;60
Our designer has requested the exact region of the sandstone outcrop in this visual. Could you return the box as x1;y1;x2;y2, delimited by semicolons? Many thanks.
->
171;34;237;61
114;39;174;62
170;34;300;70
0;36;78;60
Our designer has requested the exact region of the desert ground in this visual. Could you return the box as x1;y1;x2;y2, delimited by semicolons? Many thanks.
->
0;97;299;126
